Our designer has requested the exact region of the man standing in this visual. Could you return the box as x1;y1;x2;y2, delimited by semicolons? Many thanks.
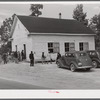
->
29;51;34;66
56;52;61;64
2;53;7;64
56;52;61;60
21;50;24;61
14;51;18;63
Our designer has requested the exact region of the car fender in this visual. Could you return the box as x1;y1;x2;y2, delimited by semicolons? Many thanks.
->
92;58;100;64
57;59;64;67
70;61;78;68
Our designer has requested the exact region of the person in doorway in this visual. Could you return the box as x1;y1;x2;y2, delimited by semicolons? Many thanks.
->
29;51;34;66
21;50;24;61
14;51;18;63
17;51;21;62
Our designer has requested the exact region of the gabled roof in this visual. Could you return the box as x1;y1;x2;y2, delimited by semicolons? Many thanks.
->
17;15;95;35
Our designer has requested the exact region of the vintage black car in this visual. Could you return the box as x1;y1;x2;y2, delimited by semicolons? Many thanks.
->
56;51;93;72
87;50;100;68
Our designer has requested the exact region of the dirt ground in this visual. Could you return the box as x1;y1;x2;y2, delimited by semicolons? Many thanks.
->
0;62;100;89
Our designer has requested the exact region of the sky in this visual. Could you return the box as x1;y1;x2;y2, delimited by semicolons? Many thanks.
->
0;3;100;26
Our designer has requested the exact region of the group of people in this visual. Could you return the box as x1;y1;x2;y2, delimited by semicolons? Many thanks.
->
2;50;26;64
11;50;25;63
2;50;62;66
29;51;62;66
41;52;52;64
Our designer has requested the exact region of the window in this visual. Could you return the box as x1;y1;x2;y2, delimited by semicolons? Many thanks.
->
79;53;86;56
68;53;75;57
65;42;75;52
79;43;83;51
79;42;89;51
48;42;59;53
65;43;69;52
48;43;53;53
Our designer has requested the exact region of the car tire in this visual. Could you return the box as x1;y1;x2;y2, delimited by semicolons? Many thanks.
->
86;68;91;71
92;61;98;68
56;61;61;68
70;64;76;72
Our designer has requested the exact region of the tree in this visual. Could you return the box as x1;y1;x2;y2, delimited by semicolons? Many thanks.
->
0;14;15;54
89;14;100;32
0;14;15;42
30;4;43;17
89;14;100;50
73;4;88;25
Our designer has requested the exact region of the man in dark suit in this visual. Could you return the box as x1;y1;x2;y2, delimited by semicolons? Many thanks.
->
29;51;34;66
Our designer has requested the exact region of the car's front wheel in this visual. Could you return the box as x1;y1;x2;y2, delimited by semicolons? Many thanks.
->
70;64;76;72
92;61;98;68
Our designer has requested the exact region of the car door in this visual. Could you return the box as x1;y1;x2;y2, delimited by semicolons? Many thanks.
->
62;53;69;68
67;53;75;67
64;53;73;68
78;52;92;66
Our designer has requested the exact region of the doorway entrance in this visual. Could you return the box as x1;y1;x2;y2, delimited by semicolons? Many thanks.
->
23;44;26;59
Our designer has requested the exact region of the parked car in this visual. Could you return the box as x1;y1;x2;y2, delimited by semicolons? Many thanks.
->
56;51;94;72
87;50;100;68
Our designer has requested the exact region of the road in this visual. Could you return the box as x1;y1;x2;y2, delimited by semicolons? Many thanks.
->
1;62;100;89
0;78;47;89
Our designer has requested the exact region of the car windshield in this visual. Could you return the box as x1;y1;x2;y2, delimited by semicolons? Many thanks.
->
79;53;86;56
97;51;100;58
65;53;75;57
88;51;100;58
76;52;87;58
89;51;97;56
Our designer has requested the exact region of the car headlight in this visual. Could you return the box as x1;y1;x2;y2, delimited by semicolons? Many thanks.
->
78;62;82;66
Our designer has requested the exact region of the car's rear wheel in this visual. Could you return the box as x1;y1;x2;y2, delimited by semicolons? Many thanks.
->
92;61;98;68
56;61;61;68
70;64;76;72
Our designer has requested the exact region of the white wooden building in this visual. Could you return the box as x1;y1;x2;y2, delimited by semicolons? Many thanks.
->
10;15;95;61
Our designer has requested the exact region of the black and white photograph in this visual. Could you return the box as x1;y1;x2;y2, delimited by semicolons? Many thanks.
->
0;2;100;91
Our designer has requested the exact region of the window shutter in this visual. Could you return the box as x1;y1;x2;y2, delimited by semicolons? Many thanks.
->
69;42;75;51
84;42;89;51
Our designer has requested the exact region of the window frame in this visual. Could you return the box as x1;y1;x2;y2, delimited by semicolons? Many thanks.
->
65;43;69;52
79;42;83;51
79;42;89;51
48;42;60;53
65;42;75;52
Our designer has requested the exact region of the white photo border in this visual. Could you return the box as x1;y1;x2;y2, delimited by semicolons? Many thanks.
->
0;1;100;98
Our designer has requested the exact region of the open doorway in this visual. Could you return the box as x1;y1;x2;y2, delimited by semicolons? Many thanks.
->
23;44;26;59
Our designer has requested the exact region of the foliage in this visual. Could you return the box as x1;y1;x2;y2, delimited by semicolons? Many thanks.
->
0;14;15;54
89;14;100;50
0;41;11;55
73;4;88;25
0;14;15;42
30;4;43;17
89;14;100;33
